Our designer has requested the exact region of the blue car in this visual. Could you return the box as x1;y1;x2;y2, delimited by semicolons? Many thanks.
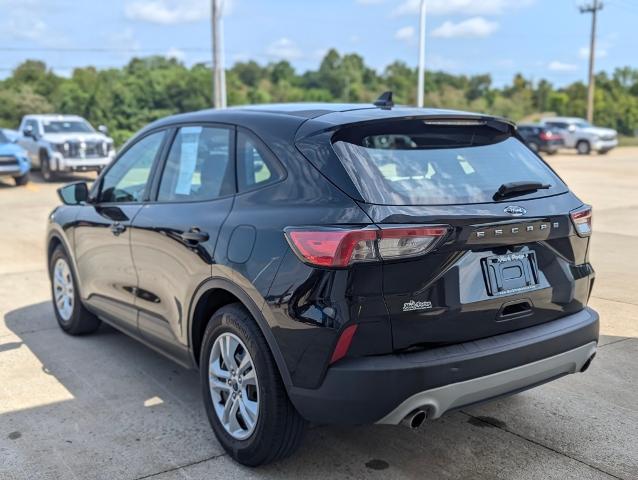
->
0;129;30;186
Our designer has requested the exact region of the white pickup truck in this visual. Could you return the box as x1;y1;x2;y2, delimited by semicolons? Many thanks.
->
541;116;618;155
18;114;115;181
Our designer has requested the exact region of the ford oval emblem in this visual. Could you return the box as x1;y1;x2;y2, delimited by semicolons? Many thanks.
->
504;205;527;216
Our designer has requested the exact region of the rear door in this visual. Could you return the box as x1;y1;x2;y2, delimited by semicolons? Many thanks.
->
327;119;594;350
130;124;235;363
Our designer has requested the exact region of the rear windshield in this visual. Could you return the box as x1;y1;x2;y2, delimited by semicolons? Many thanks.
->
331;120;566;205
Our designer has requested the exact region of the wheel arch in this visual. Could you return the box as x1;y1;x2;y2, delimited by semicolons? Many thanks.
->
46;229;83;296
188;277;292;387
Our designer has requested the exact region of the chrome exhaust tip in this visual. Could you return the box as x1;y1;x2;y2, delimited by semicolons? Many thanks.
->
400;409;427;429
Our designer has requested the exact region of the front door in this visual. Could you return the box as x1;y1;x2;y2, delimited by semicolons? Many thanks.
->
74;130;166;334
130;125;235;362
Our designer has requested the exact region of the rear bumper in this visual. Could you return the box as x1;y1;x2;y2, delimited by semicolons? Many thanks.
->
288;307;599;425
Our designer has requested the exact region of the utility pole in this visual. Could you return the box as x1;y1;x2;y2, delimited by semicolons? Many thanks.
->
580;0;603;123
211;0;226;108
417;0;426;107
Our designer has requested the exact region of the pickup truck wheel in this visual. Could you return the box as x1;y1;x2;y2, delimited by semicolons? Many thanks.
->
49;246;101;335
14;172;29;186
576;140;591;155
200;303;306;466
41;154;56;182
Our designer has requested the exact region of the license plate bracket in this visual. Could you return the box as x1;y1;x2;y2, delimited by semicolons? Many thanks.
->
481;251;539;296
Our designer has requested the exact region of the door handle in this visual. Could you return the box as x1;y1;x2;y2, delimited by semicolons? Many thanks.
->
180;227;209;244
111;222;126;236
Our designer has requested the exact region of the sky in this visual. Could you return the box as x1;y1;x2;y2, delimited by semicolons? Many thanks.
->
0;0;636;86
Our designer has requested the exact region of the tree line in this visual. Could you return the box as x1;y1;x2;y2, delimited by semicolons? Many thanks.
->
1;49;637;145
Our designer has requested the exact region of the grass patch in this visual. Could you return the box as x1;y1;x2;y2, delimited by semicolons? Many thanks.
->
619;136;638;147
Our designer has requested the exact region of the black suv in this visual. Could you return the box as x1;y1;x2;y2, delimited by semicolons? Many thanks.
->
517;123;564;154
47;100;598;466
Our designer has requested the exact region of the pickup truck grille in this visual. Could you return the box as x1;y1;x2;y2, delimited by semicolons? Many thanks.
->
0;155;18;167
65;141;111;159
600;134;616;141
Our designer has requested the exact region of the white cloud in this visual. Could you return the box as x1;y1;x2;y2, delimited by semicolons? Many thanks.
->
431;17;498;38
394;0;533;16
548;61;578;72
265;38;302;61
125;0;208;24
165;47;185;61
395;26;416;42
578;46;608;59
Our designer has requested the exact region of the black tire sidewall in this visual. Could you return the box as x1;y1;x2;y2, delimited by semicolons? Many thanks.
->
199;304;288;465
14;172;29;186
577;141;591;155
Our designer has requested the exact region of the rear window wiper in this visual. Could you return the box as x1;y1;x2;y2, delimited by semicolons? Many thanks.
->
493;181;551;200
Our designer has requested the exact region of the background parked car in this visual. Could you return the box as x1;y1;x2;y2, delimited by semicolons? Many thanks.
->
541;116;618;155
517;123;564;154
18;114;115;181
0;129;30;186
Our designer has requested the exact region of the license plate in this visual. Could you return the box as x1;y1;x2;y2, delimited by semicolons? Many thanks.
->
481;251;539;296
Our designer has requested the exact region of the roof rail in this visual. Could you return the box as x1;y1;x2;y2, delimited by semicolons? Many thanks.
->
373;91;394;109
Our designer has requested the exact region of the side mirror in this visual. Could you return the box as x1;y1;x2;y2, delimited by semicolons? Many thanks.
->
22;126;34;138
568;125;576;132
57;182;89;205
98;125;109;135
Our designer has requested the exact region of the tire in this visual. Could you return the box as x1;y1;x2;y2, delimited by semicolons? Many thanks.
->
576;140;591;155
528;142;539;153
49;246;101;335
40;152;56;182
14;172;29;186
200;303;306;466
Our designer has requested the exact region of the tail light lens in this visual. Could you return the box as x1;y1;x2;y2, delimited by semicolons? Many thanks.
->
285;225;449;268
570;205;593;237
539;131;552;140
329;324;358;364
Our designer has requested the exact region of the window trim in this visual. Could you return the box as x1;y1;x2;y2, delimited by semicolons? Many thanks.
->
91;128;169;205
149;122;238;205
235;126;286;195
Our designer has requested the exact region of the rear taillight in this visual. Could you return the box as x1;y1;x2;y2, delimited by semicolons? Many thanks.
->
539;131;553;140
285;225;448;268
570;205;592;237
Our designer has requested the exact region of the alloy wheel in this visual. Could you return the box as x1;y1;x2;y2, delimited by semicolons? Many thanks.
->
208;332;260;440
53;258;74;321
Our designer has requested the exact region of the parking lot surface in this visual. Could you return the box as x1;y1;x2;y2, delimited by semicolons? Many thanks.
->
1;148;637;480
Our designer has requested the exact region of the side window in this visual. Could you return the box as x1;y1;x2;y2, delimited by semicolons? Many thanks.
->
157;126;233;202
26;119;39;135
100;131;164;203
237;130;282;191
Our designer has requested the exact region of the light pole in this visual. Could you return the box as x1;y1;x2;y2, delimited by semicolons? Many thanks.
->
211;0;227;108
417;0;426;107
580;0;603;123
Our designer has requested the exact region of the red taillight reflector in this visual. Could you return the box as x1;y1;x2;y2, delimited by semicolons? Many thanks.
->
329;324;358;364
570;205;593;237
